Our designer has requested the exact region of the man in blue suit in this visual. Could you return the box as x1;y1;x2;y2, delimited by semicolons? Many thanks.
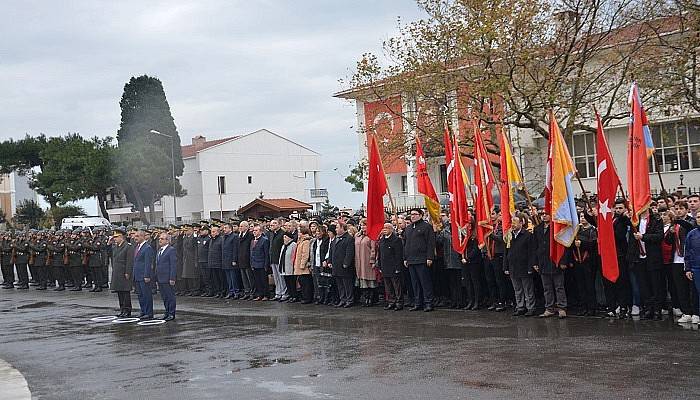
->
132;230;155;320
156;232;178;321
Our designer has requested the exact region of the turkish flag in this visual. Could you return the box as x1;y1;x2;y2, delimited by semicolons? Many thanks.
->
444;123;470;253
366;135;388;240
596;112;621;282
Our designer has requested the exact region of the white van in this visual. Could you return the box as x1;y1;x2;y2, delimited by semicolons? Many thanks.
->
60;216;111;231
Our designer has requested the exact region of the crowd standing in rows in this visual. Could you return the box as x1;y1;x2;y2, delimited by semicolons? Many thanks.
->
3;192;700;324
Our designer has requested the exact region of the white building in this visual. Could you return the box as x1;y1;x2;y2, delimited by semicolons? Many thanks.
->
0;172;38;222
107;129;327;223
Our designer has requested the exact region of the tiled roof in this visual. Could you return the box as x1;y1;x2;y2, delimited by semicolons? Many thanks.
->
238;198;313;214
181;136;238;158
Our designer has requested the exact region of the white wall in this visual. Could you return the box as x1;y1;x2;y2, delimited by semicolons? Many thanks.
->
163;129;320;220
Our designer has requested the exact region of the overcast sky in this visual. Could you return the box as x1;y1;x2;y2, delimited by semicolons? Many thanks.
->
1;1;424;214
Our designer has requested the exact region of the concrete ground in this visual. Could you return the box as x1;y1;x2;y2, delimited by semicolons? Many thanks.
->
1;289;699;400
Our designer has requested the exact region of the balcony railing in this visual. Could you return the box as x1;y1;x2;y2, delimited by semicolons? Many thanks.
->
310;188;328;198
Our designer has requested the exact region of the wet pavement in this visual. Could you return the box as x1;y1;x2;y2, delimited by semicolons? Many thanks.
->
1;289;699;399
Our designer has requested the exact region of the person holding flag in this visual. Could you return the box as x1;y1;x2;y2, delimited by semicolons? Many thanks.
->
415;136;441;227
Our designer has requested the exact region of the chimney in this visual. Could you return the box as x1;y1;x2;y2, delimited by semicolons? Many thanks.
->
192;135;207;150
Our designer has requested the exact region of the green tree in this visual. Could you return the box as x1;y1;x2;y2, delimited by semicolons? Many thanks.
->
14;200;45;229
31;134;115;218
346;0;669;149
344;161;366;192
320;199;339;219
0;134;47;174
48;204;86;228
115;75;184;223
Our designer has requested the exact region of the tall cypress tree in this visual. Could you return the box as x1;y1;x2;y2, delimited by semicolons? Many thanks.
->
115;75;184;223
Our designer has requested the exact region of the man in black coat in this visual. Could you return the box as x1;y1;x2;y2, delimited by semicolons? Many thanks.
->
378;223;404;310
605;199;633;318
503;214;537;316
533;214;568;318
403;208;436;312
237;221;255;299
207;225;224;297
221;222;240;299
629;209;664;319
110;227;134;317
328;222;355;308
196;225;211;297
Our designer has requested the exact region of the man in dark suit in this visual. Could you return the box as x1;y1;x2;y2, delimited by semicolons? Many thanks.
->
132;229;155;320
378;223;404;310
503;214;537;317
222;222;240;299
249;224;270;300
237;221;255;299
329;222;355;308
403;208;436;312
156;232;178;321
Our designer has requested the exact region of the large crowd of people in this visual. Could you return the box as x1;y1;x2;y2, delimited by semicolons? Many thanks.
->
2;192;700;325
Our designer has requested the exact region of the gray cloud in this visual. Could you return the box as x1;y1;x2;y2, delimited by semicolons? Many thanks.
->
0;1;424;210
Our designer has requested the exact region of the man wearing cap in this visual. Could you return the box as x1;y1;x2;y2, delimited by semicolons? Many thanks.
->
181;224;200;296
0;232;14;289
197;224;211;297
13;232;31;289
133;229;155;320
111;227;134;317
207;223;224;298
67;229;84;291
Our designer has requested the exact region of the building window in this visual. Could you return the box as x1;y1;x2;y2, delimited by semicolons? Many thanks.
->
565;132;596;178
400;175;408;193
649;119;700;172
439;164;447;192
247;176;253;184
217;176;226;194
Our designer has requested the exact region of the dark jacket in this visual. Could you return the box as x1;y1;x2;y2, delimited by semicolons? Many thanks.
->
613;214;631;259
133;242;155;282
377;233;403;277
329;232;355;277
182;234;199;279
310;237;329;268
155;245;177;283
685;228;700;271
196;235;210;266
110;241;134;292
222;233;239;270
503;229;535;278
437;225;463;270
403;219;436;265
628;213;663;270
249;235;270;270
207;235;223;269
268;228;284;264
237;231;253;269
533;223;559;274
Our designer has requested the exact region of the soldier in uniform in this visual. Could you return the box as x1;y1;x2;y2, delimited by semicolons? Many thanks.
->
30;231;49;290
47;231;67;291
86;230;105;292
67;229;85;291
99;228;110;289
181;223;200;296
110;227;134;317
1;232;15;288
172;225;185;295
196;224;211;296
13;232;31;289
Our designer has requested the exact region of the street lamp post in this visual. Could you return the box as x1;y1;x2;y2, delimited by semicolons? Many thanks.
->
150;130;177;221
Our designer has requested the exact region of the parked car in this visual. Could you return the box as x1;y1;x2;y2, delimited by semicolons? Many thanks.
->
60;216;111;231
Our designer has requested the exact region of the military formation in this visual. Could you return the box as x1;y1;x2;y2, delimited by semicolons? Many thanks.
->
1;227;111;292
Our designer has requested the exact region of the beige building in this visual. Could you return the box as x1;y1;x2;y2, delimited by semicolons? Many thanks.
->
0;172;39;222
